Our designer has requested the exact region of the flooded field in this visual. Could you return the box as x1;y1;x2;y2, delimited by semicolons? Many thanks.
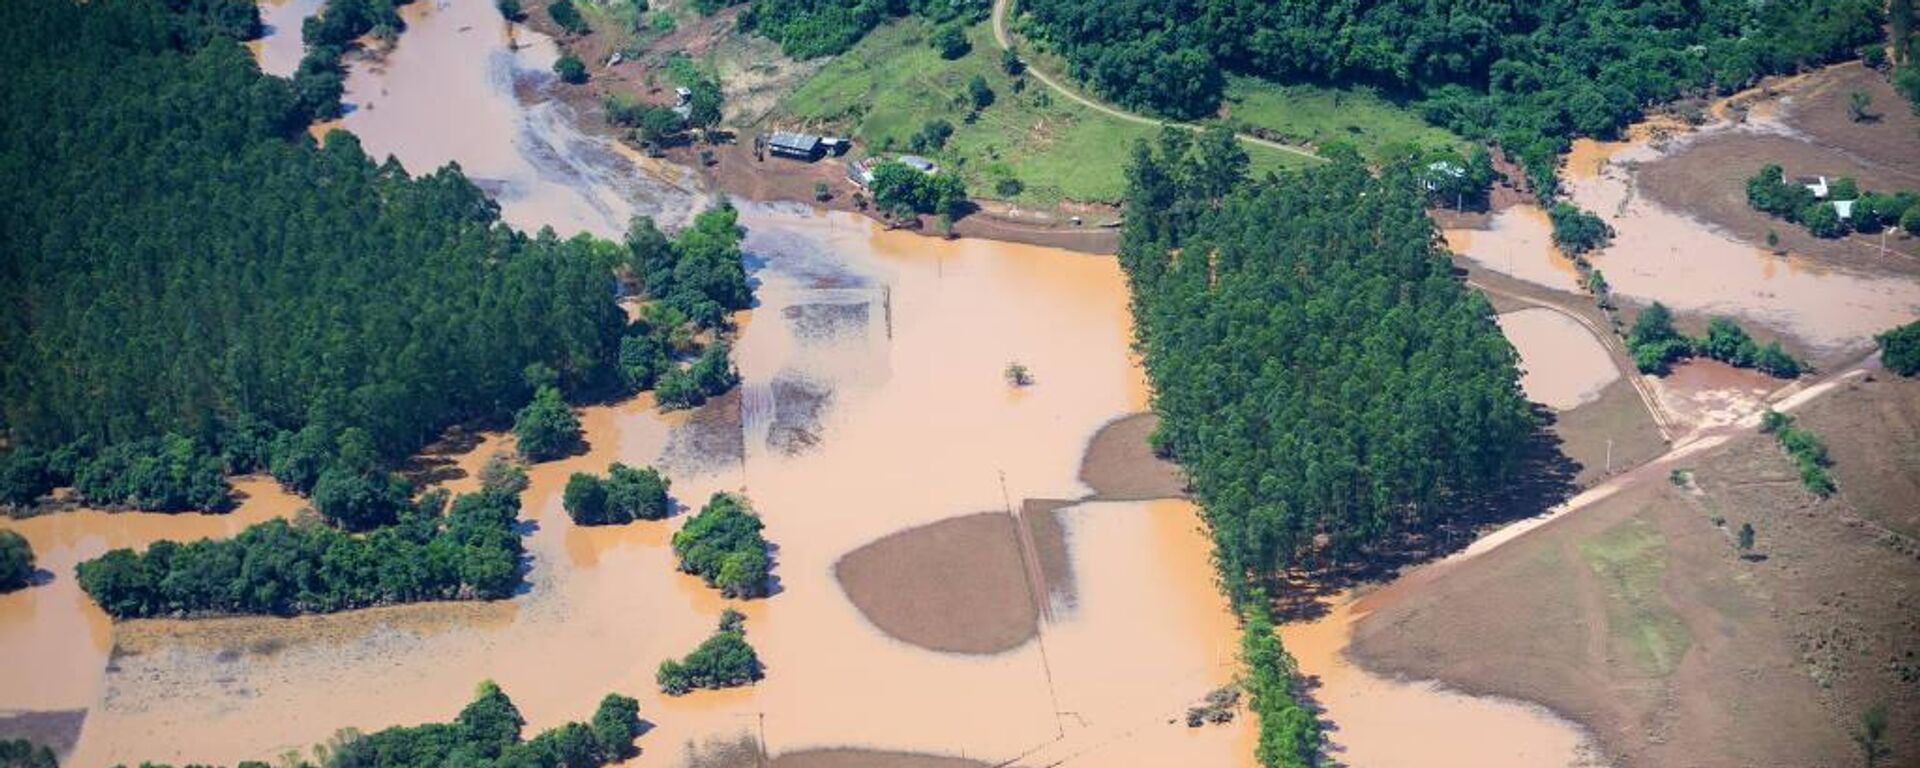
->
1445;205;1580;292
1496;308;1619;411
0;1;1697;765
335;0;702;237
1280;595;1599;768
0;479;304;716
1452;102;1920;358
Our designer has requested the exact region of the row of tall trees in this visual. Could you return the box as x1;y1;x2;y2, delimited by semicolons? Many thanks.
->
1020;0;1883;187
1625;302;1801;378
1121;129;1537;584
1120;131;1536;765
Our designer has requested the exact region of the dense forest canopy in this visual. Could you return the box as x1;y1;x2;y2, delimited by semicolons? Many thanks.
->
1020;0;1880;184
0;0;676;510
1120;129;1536;589
742;0;987;59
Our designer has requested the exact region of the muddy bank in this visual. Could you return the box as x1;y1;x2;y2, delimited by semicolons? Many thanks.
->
1497;308;1619;411
1020;499;1076;615
1348;376;1920;766
1078;413;1185;501
833;512;1037;655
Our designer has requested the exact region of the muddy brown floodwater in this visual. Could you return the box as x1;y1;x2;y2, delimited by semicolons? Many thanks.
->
335;0;703;237
1496;308;1620;411
1278;593;1601;768
1555;113;1918;356
247;0;325;77
0;478;304;715
5;1;1673;765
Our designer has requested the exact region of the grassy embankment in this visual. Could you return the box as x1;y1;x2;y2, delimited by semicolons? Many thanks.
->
778;19;1321;204
1220;76;1466;162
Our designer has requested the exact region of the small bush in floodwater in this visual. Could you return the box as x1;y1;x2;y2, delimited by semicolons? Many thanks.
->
1005;362;1033;387
659;611;763;694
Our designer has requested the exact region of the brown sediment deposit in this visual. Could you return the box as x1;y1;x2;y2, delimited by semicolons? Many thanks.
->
1650;358;1781;432
1078;413;1185;501
832;512;1039;655
1497;308;1620;412
1348;373;1920;767
336;0;703;238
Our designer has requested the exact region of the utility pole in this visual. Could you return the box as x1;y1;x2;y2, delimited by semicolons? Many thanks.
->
1606;437;1613;474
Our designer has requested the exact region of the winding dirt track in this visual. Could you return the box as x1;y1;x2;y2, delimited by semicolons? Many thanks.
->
988;0;1321;163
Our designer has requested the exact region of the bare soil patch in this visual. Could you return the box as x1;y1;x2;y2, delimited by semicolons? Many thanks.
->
1779;62;1920;183
1078;412;1185;501
1549;377;1666;488
1634;65;1920;278
681;735;989;768
1350;375;1920;768
1020;499;1076;613
833;512;1037;654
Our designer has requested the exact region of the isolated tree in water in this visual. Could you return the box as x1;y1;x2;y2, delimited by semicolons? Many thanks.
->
0;530;34;592
515;386;582;462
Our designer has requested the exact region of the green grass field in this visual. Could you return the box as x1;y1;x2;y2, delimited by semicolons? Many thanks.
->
1580;517;1691;677
1223;76;1464;162
779;20;1312;204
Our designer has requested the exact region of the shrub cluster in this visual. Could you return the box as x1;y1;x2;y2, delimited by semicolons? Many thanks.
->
1760;411;1835;497
670;493;772;598
564;463;671;525
0;740;56;768
1627;302;1799;378
868;162;968;219
0;531;34;593
658;609;763;695
1547;202;1613;257
326;682;641;768
1876;320;1920;377
76;489;524;618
